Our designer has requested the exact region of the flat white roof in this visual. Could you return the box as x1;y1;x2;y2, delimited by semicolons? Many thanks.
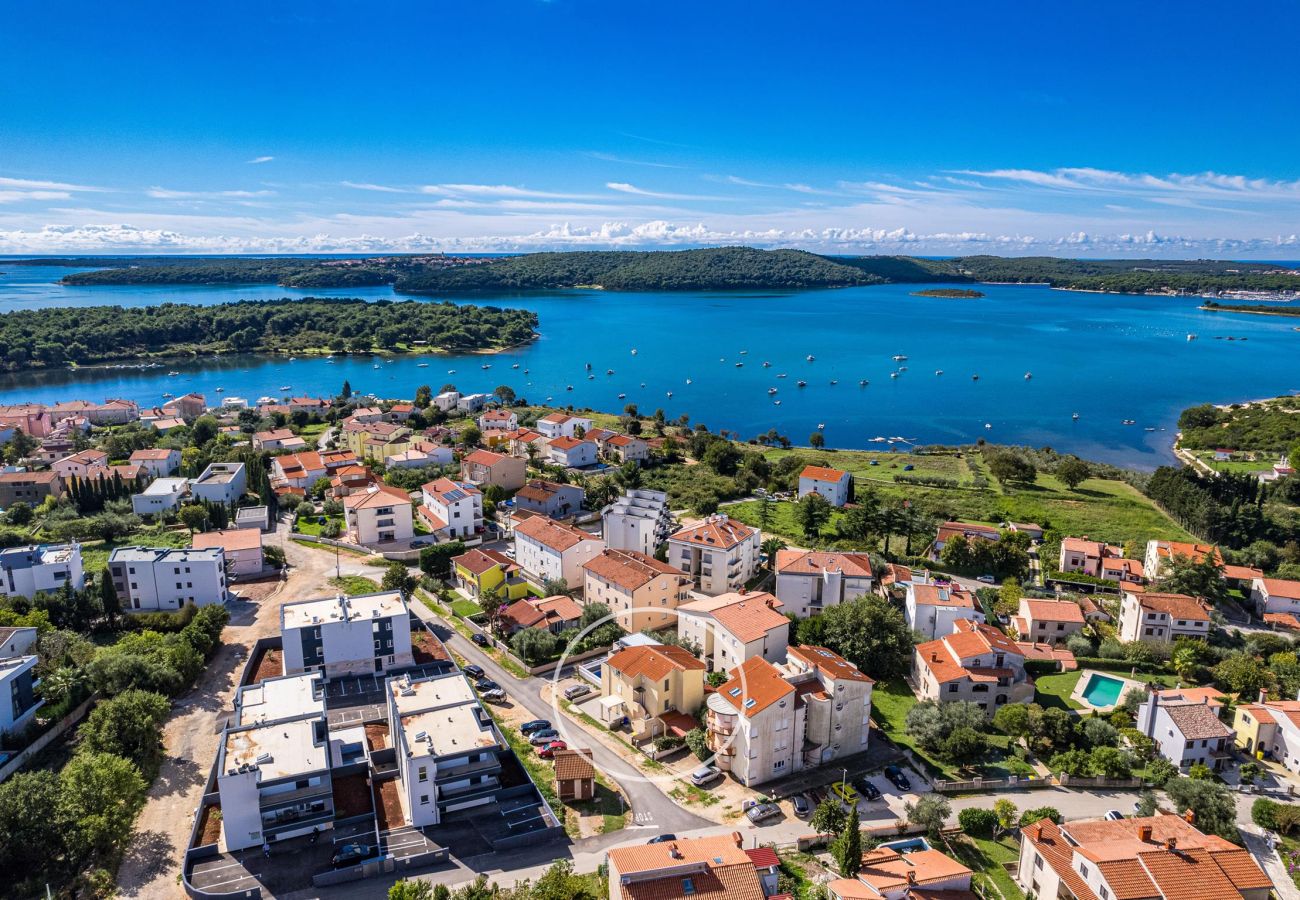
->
223;716;326;781
389;674;499;761
143;477;189;495
234;672;324;726
281;590;407;631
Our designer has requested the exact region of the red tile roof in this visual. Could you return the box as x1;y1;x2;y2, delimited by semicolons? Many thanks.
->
453;547;516;576
1132;592;1211;622
606;644;705;680
1022;599;1085;624
709;594;790;643
800;465;848;482
787;645;874;684
514;516;598;552
552;747;595;782
670;516;756;550
716;656;795;717
583;549;683;591
1261;578;1300;601
774;549;873;578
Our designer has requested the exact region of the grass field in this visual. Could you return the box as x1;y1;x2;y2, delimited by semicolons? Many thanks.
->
80;527;192;574
945;834;1025;900
450;598;484;618
1188;450;1278;475
329;575;381;596
293;514;344;537
1035;669;1181;713
760;446;972;481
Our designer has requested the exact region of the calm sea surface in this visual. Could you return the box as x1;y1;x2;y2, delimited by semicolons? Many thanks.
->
1;262;1298;469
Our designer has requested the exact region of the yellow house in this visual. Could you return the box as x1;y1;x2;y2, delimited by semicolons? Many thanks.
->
599;644;705;740
1230;693;1300;758
451;547;533;601
342;421;413;459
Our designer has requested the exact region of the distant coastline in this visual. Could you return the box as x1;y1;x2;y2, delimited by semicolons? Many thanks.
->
1199;303;1300;318
910;288;985;299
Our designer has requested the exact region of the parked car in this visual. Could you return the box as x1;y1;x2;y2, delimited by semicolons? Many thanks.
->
647;833;677;844
475;678;500;692
471;633;490;647
976;574;996;584
564;683;592;701
1105;809;1125;821
481;688;506;702
463;664;485;679
410;538;432;548
884;765;912;791
690;765;721;787
538;741;568;758
332;843;375;868
529;729;561;745
745;802;781;824
828;781;860;808
853;777;882;801
792;794;813;818
520;719;551;735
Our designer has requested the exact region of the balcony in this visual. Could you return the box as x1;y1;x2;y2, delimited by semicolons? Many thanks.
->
436;756;502;782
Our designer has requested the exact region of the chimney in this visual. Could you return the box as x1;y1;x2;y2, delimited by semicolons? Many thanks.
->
1138;825;1153;842
668;843;682;859
731;831;743;848
1166;837;1177;851
906;872;917;885
1260;688;1269;704
1184;809;1195;825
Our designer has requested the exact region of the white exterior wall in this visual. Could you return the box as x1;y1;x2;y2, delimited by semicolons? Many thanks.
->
112;550;228;611
133;450;180;478
797;475;849;506
191;463;247;505
905;595;984;640
217;768;264;850
1018;839;1063;900
283;613;414;679
1253;578;1300;617
1119;593;1210;643
225;546;263;577
516;532;604;588
1137;699;1226;769
669;532;760;596
348;501;414;545
537;416;591;439
548;442;597;468
775;571;873;618
422;489;483;540
131;479;189;516
0;545;85;600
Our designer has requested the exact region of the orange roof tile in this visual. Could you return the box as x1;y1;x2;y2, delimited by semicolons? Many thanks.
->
856;847;972;894
606;644;705;681
1022;599;1086;624
192;529;262;552
670;516;755;550
583;549;683;591
1261;578;1300;601
453;547;516;576
786;645;874;683
1133;592;1211;621
800;465;848;482
514;516;598;552
774;549;873;578
552;747;595;782
708;594;790;643
716;657;795;717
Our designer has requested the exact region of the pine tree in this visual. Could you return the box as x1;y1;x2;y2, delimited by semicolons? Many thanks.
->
99;568;121;623
832;805;861;877
341;379;352;400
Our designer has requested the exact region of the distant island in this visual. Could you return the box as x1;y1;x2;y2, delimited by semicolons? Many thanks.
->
910;288;985;299
10;248;1300;297
1200;301;1300;317
0;297;537;371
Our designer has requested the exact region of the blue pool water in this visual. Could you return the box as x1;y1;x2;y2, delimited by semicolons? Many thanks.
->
1080;672;1125;707
1;262;1298;468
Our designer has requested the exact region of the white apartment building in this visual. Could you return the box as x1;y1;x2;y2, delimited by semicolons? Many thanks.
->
0;655;43;734
0;543;85;600
536;413;591;439
343;483;414;545
477;408;518;432
191;462;247;505
601;489;675;556
0;625;38;659
797;465;852;506
108;546;228;611
1137;692;1233;772
1118;590;1211;643
131;476;190;516
514;516;605;588
433;390;460;412
667;515;760;596
52;448;108;480
419;478;483;541
904;582;983;640
280;591;414;679
774;549;874;617
1252;577;1300;619
129;447;182;478
545;436;598;468
676;591;790;673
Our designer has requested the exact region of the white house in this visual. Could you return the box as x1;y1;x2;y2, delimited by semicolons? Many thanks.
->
514;479;584;519
0;543;85;600
280;591;414;679
252;428;307;452
0;656;43;734
108;546;227;611
192;529;264;577
385;444;453;470
513;516;604;588
913;619;1034;715
456;393;492;413
904;582;983;640
52;448;108;480
1143;539;1222;582
433;390;460;412
1137;692;1233;772
271;451;327;492
1119;590;1211;643
129;447;182;478
0;625;38;659
1251;577;1300;624
1012;598;1085;644
191;462;247;505
536;413;591;439
604;433;649;463
545;436;598;468
477;408;518;432
601;489;674;556
419;478;483;541
131;476;190;517
774;549;874;617
797;465;852;507
676;591;790;673
666;515;760;596
343;483;414;546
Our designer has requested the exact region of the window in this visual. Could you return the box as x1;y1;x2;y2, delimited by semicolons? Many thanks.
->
1034;855;1043;870
1100;888;1109;900
773;759;786;770
420;795;429;804
948;684;958;693
1079;863;1089;878
682;879;695;895
418;768;427;782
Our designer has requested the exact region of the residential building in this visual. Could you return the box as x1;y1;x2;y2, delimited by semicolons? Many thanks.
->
0;625;38;659
131;476;190;516
280;590;414;678
497;594;584;635
147;415;187;433
192;529;264;577
451;547;532;601
1233;690;1300;765
0;403;53;438
235;505;270;531
1012;598;1085;644
913;618;1034;714
1059;537;1144;586
601;489;674;556
599;644;705;738
667;515;760;596
0;656;43;735
384;402;416;423
582;548;690;632
780;645;875;769
504;428;549;459
929;521;1001;561
514;516;604;589
129;447;182;478
829;846;973;900
675;591;789;673
798;464;852;506
108;546;228;611
478;408;518;432
1009;522;1045;541
0;543;84;600
904;582;983;639
419;478;483;540
52;448;108;479
217;671;332;850
553;748;595;801
0;471;64;507
1017;813;1271;900
1137;692;1234;771
546;435;598;468
455;392;491;413
271;451;327;492
460;448;526;492
433;390;460;412
606;833;767;900
191;462;247;505
514;479;584;519
1119;591;1211;643
774;549;874;617
1144;539;1223;581
163;392;207;421
347;407;384;424
385;443;453;469
253;428;307;452
1251;577;1300;628
604;433;649;463
536;413;591;439
343;483;414;545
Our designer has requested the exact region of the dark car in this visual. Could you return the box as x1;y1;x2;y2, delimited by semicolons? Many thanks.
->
528;729;561;745
471;633;491;647
462;664;485;679
475;678;500;692
520;719;551;735
745;802;781;825
884;765;912;791
792;794;813;817
647;833;678;844
410;538;432;548
854;778;882;801
331;842;375;868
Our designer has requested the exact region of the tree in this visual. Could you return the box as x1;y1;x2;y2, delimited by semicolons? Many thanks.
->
512;627;559;665
1088;746;1134;779
5;501;32;525
191;415;219;446
830;805;861;877
985;451;1036;485
1135;791;1161;817
994;702;1037;739
809;432;826;450
460;425;482;447
1056;457;1091;490
1146;757;1179;787
1081;717;1119;748
493;385;517;405
0;770;67;874
993;798;1019;836
941;726;989;765
794;492;833;540
685;728;709;761
389;880;435;900
905;795;950;839
58;751;146;859
77;689;170;773
1164;777;1237;839
1213;654;1269;698
1158;551;1229;607
820;596;915;680
957;807;998;836
1274;803;1300;836
382;561;416;595
341;379;353;400
1188;763;1212;780
1018;805;1062;826
811;797;848;836
419;541;465;579
1049;749;1091;776
178;503;208;533
99;567;121;623
414;385;433;409
761;537;787;570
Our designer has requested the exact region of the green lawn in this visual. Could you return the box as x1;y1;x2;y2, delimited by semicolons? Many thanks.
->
450;598;484;618
80;527;192;574
760;446;971;481
297;422;329;439
293;514;344;537
329;575;381;596
944;834;1025;900
1034;671;1084;711
727;499;850;547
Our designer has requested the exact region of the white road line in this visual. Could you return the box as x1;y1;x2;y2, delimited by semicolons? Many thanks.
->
195;860;245;873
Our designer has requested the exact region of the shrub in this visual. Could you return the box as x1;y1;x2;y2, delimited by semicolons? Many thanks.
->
1253;797;1278;831
957;807;998;836
1019;806;1062;826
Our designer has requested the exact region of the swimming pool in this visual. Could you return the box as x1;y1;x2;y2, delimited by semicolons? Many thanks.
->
1080;672;1125;708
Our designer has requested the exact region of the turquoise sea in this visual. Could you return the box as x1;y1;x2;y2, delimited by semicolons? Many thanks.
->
0;262;1297;469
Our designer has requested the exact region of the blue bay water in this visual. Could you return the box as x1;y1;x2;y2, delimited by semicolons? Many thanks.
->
0;262;1297;469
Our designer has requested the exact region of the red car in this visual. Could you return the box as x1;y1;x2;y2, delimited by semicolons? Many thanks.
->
538;740;568;759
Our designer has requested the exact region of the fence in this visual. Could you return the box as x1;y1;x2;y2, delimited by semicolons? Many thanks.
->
0;693;98;785
932;773;1055;793
1058;774;1147;789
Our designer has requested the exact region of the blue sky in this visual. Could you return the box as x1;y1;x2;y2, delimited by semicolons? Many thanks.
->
3;0;1299;256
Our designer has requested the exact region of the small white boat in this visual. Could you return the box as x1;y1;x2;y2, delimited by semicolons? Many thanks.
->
870;436;888;443
606;369;614;375
214;387;224;392
773;399;781;405
618;393;626;399
325;355;333;360
762;361;771;367
1187;334;1197;341
817;423;825;430
768;388;778;395
1145;427;1156;432
892;354;908;361
898;366;907;372
686;378;692;385
797;380;807;387
279;385;291;391
566;385;574;391
735;362;743;368
719;357;725;362
985;423;992;429
935;369;943;375
585;363;592;370
168;370;179;376
1072;413;1080;420
373;364;380;369
859;379;868;386
512;363;519;369
524;368;530;374
972;374;980;381
588;374;595;380
448;369;456;374
739;350;748;355
777;373;787;379
1122;419;1136;426
631;348;638;355
640;382;646;388
417;363;429;368
545;396;553;402
161;392;173;399
806;354;816;362
1024;372;1032;379
890;372;899;379
667;391;673;398
829;379;838;385
482;364;491;370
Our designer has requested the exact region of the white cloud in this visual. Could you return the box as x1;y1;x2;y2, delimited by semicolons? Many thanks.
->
247;156;275;164
0;190;73;204
147;187;277;199
0;175;106;192
585;151;685;169
420;183;599;200
341;181;409;193
605;182;728;201
954;167;1300;201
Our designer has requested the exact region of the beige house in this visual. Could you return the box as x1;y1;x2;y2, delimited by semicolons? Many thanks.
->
52;448;108;480
667;515;760;596
582;548;690;632
913;618;1034;715
343;483;414;545
675;591;790;673
459;448;526;492
774;549;874;617
599;644;705;739
1012;598;1085;644
606;833;767;900
1118;590;1211;643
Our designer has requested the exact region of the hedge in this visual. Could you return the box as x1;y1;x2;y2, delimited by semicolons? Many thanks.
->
1072;657;1166;675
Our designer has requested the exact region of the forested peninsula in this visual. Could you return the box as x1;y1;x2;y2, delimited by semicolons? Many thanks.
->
14;247;1300;296
0;298;538;371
